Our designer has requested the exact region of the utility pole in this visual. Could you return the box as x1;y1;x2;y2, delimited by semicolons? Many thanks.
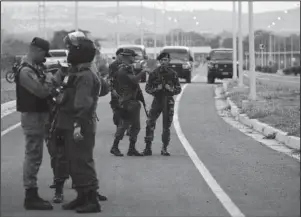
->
284;37;287;69
75;1;78;31
238;1;243;86
42;1;46;39
154;3;157;58
232;2;237;80
163;1;166;46
140;1;144;46
116;1;120;47
291;35;294;66
248;1;256;100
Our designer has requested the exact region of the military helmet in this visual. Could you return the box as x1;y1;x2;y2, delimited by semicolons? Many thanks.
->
64;31;96;65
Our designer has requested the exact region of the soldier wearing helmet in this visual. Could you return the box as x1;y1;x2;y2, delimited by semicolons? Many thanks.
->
50;31;105;213
110;48;148;157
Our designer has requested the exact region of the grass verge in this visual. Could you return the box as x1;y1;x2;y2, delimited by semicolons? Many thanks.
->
227;78;300;138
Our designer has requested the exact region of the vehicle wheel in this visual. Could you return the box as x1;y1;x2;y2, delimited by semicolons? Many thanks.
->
186;73;191;83
5;71;16;83
207;76;215;84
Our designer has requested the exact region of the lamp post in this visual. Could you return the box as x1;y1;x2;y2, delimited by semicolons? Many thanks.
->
248;1;256;100
238;1;243;86
232;1;237;80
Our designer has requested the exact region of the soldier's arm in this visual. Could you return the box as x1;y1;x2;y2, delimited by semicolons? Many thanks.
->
73;73;95;126
172;71;182;95
145;70;158;95
19;67;53;98
118;67;146;86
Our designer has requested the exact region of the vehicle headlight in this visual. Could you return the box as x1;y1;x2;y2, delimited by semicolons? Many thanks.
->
182;62;191;69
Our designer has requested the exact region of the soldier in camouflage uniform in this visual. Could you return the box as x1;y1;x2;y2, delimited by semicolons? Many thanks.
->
143;52;182;156
108;48;123;127
110;49;147;157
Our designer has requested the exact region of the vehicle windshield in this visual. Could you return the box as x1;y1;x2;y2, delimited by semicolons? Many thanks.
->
49;51;67;57
162;49;189;61
122;47;144;60
211;50;233;60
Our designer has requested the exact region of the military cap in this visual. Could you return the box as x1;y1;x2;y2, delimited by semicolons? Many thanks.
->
116;48;124;55
157;52;170;61
31;37;51;57
120;48;138;57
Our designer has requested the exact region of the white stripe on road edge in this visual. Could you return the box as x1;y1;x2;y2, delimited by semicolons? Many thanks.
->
1;122;21;137
173;75;245;217
1;100;16;119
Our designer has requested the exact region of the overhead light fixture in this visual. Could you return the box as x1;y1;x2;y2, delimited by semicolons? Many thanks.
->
277;17;281;20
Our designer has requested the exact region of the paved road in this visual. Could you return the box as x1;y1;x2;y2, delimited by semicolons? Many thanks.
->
1;66;299;217
244;72;300;89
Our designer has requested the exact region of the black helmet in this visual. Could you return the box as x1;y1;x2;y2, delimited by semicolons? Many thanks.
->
64;31;96;65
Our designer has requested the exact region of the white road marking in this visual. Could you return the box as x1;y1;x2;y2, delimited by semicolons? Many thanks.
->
173;74;245;217
1;122;21;137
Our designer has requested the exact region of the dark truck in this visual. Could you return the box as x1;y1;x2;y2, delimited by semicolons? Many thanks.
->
206;48;238;84
160;46;194;83
117;44;148;82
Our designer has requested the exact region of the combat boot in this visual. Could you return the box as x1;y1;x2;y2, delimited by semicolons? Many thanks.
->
76;190;101;213
24;188;53;210
62;190;86;210
97;192;108;201
127;141;143;156
110;139;124;157
161;144;170;156
52;180;64;204
142;142;152;156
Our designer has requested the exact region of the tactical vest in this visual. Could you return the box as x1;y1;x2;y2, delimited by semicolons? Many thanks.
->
15;63;49;113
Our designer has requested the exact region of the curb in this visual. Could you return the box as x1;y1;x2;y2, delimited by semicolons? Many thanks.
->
1;100;16;119
221;82;300;151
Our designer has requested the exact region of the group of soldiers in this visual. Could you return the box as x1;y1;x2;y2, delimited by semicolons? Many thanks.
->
15;30;182;214
108;48;182;157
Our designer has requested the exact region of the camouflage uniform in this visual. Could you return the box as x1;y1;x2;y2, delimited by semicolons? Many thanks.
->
108;59;122;126
143;65;181;155
110;51;145;157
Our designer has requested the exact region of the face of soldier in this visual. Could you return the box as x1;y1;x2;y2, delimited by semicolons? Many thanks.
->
30;46;48;64
160;57;170;66
124;55;135;64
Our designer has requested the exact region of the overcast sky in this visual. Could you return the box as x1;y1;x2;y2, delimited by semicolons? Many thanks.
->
2;1;300;14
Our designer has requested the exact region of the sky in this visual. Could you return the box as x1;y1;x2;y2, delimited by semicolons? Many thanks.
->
2;1;300;14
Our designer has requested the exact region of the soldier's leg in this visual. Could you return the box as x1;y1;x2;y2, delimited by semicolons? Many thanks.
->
46;135;57;188
127;100;143;156
110;95;121;126
143;98;162;156
111;109;131;157
23;133;53;210
22;113;53;210
63;129;101;213
52;129;70;203
161;97;175;156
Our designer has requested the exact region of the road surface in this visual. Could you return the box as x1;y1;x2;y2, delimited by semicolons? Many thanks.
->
244;71;300;89
1;66;299;217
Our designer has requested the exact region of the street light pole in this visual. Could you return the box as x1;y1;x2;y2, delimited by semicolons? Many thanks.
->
163;1;166;46
75;1;78;31
232;1;237;80
238;1;243;86
154;3;157;58
248;1;256;100
116;1;120;47
140;1;144;46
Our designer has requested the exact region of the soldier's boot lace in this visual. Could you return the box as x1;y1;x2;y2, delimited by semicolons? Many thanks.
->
24;188;53;210
76;190;101;213
143;142;152;156
127;141;143;156
52;181;64;203
62;190;86;210
110;139;124;156
161;144;170;156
